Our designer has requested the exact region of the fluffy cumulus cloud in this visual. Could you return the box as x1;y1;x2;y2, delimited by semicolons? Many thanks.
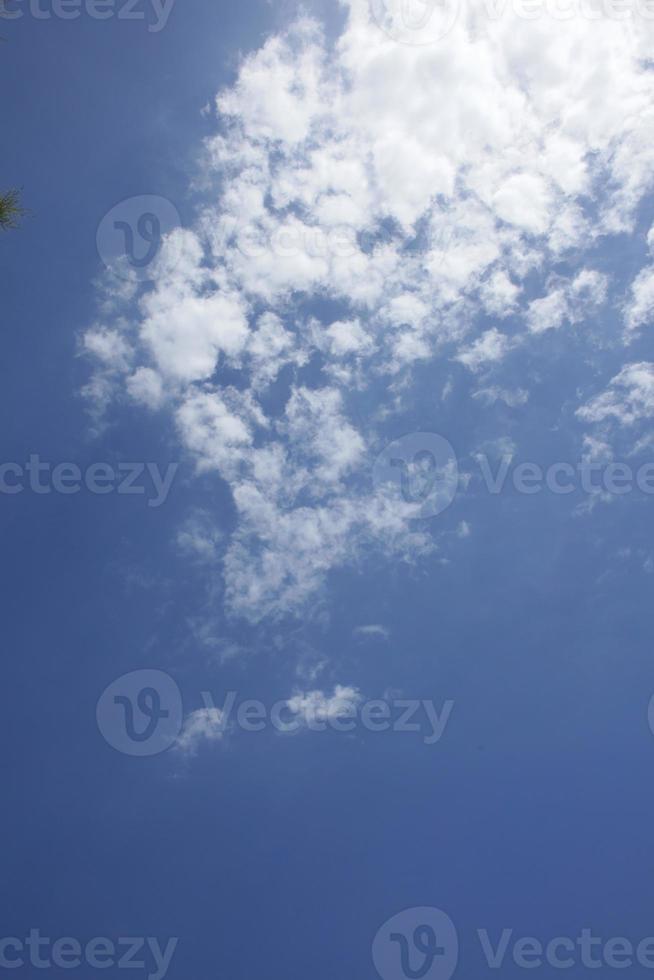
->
83;0;654;621
625;264;654;337
578;363;654;428
527;270;609;334
456;327;514;372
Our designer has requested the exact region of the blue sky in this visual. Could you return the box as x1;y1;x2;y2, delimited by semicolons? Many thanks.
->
3;1;654;978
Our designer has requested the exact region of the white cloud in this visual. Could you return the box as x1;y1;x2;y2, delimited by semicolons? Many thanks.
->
625;266;654;337
126;367;165;409
527;287;570;334
323;319;373;358
223;494;434;623
285;685;363;727
83;327;132;371
247;312;307;389
527;270;608;334
581;434;613;464
216;21;328;146
141;291;249;383
493;173;552;236
176;708;227;756
175;387;261;475
456;328;514;372
354;624;390;640
282;386;365;487
479;270;521;317
578;363;654;427
82;1;654;621
176;510;223;562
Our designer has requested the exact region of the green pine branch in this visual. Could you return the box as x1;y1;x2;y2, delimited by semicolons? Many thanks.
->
0;17;25;231
0;189;25;230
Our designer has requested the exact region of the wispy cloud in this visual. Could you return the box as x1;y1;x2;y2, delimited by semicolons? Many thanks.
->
354;625;390;641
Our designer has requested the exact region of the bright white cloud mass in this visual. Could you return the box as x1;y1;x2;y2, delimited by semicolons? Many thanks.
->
84;0;654;622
